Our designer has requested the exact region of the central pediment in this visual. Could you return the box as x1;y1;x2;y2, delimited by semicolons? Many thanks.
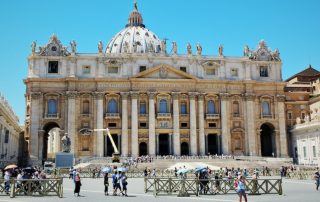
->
132;64;198;80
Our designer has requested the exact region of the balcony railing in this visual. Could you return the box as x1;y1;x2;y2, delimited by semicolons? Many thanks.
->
233;113;240;117
157;113;172;119
262;114;273;118
80;113;91;117
206;113;220;119
45;113;59;119
105;113;120;119
180;113;189;117
139;113;148;117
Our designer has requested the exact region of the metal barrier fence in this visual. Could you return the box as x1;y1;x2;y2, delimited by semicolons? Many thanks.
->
144;177;282;197
0;178;63;198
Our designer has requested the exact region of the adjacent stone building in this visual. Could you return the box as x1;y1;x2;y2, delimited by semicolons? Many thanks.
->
24;2;288;164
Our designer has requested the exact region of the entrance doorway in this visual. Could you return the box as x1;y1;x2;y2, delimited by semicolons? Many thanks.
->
104;134;119;157
207;134;219;155
181;142;189;155
260;123;275;157
43;122;60;163
158;134;169;155
139;142;148;156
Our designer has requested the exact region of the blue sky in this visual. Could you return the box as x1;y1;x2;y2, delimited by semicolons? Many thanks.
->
0;0;320;124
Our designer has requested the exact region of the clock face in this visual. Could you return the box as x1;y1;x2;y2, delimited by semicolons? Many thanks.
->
48;44;59;56
51;46;57;51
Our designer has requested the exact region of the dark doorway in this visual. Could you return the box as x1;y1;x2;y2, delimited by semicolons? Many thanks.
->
260;123;275;157
43;122;60;163
207;134;219;155
105;134;119;157
158;134;169;155
181;142;189;155
139;142;148;156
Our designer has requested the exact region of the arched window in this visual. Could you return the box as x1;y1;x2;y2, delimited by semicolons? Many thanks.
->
140;101;146;114
233;101;239;115
159;99;167;113
108;99;117;113
181;102;187;114
262;101;270;115
207;100;215;114
48;99;57;115
83;100;90;114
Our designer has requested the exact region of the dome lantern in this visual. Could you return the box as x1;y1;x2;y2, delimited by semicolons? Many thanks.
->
126;1;144;28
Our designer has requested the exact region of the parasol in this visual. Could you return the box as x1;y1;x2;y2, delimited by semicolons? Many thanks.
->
4;164;17;170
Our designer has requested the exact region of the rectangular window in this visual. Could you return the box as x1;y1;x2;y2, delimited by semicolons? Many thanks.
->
303;146;307;158
48;61;59;73
181;123;188;128
139;122;147;128
82;122;89;128
206;68;216;75
140;102;146;114
82;66;91;74
108;66;119;74
139;66;146;72
180;67;187;72
208;123;216;128
231;68;238;77
4;130;9;143
288;112;292;120
108;123;117;128
313;146;317;157
260;66;268;77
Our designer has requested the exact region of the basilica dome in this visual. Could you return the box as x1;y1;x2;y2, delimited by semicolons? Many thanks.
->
105;2;161;54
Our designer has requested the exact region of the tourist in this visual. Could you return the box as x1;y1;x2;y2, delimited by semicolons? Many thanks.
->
4;170;11;194
235;175;248;202
116;171;123;195
104;173;109;195
151;168;156;177
314;171;320;191
144;167;148;177
74;172;82;196
174;167;178;177
121;172;128;196
69;167;74;179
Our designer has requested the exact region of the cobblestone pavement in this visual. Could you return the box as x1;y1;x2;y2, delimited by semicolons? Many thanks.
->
0;178;319;202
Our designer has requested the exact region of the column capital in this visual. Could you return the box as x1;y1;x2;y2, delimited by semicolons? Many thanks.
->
188;92;198;99
66;91;79;99
276;94;286;102
69;57;77;64
198;93;206;100
147;91;157;99
130;91;139;99
120;92;130;99
244;93;256;101
93;92;105;100
219;93;230;101
172;92;181;100
30;92;42;99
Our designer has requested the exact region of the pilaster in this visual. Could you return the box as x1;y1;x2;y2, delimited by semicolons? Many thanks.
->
131;91;139;157
94;92;104;157
120;92;129;156
148;92;156;156
277;94;288;157
198;93;205;155
189;92;198;155
220;93;230;155
172;92;181;155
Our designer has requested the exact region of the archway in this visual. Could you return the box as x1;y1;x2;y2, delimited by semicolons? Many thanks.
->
181;142;189;155
104;134;119;157
207;134;219;155
139;142;148;156
158;134;169;155
43;122;60;163
260;123;275;157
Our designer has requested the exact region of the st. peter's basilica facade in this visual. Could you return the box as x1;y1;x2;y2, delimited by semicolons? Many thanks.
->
25;2;288;164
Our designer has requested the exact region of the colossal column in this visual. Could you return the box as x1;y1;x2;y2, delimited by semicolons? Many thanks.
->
277;95;288;157
189;92;198;155
220;93;230;155
172;92;181;155
148;92;156;156
198;93;205;155
120;92;129;157
245;93;256;156
94;92;104;157
30;92;41;161
131;92;139;157
67;91;78;154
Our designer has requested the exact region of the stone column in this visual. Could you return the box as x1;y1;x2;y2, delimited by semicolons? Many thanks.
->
94;92;104;157
245;93;256;156
189;92;198;155
120;92;129;157
169;134;172;155
69;57;76;77
205;134;208;154
131;92;139;157
67;91;78;154
148;92;156;156
156;134;159;155
97;57;104;78
30;92;42;161
172;92;181;155
277;95;288;157
198;93;205;155
217;134;221;155
220;93;230;155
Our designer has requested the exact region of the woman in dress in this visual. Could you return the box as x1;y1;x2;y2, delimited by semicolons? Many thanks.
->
74;172;81;196
236;175;247;202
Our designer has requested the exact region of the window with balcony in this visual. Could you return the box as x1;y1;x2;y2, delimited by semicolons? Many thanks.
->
303;146;307;158
180;102;187;114
159;99;168;113
262;101;271;117
82;100;90;114
207;100;216;114
260;66;268;77
140;102;146;114
48;99;57;116
233;101;240;116
208;123;216;128
107;99;118;113
48;61;59;73
4;130;9;143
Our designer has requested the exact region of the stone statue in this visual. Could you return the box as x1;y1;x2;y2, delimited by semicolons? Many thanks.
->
296;117;301;124
244;45;249;57
61;133;71;153
70;40;77;54
31;41;36;54
273;48;280;61
161;39;166;54
98;41;103;53
218;44;224;56
187;43;192;55
172;41;177;54
196;43;202;55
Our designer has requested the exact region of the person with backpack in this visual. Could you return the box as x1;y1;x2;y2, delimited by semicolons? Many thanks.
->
235;175;247;202
74;172;81;197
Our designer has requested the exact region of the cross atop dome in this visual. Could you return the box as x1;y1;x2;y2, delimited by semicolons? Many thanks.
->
126;0;145;28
